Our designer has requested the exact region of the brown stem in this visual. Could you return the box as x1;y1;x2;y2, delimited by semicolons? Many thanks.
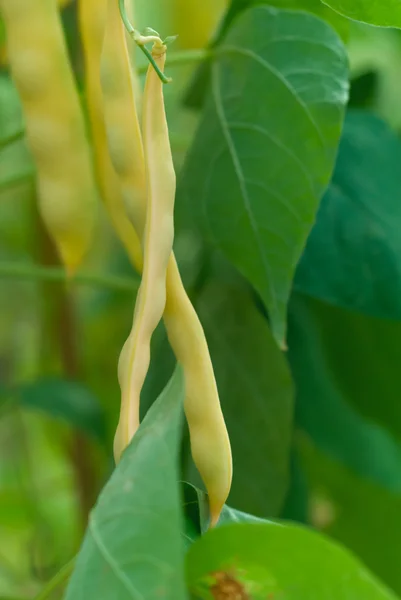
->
34;205;97;531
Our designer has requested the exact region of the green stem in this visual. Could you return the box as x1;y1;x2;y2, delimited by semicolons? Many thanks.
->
33;558;76;600
0;262;139;293
138;44;171;84
118;0;135;35
137;48;211;76
118;0;171;84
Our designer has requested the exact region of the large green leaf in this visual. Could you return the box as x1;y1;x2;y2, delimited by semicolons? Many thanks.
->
179;6;349;344
295;111;401;320
292;108;401;444
186;522;398;599
321;0;401;27
65;368;187;600
193;280;293;517
300;441;401;595
184;0;348;109
288;292;401;491
289;294;401;448
220;0;349;42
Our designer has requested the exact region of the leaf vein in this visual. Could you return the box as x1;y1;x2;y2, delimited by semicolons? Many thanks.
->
212;64;276;315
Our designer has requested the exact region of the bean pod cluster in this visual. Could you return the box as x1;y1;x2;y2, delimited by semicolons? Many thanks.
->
1;0;233;527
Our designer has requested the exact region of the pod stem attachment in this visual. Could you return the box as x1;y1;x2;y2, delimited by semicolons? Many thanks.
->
118;0;172;83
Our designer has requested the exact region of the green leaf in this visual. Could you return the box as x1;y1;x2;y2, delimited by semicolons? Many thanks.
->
179;6;349;344
0;75;34;193
0;75;25;143
280;450;309;522
289;293;401;451
185;0;349;109
321;0;401;27
222;0;349;41
193;280;293;517
65;368;188;600
300;441;401;596
288;292;401;491
13;378;107;443
295;111;401;320
186;522;398;599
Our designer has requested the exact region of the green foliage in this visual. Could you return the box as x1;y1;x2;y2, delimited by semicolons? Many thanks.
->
221;0;349;42
65;369;187;600
184;0;349;108
288;293;401;491
295;111;401;320
321;0;401;27
5;378;107;442
183;482;273;536
193;280;293;517
300;442;401;596
290;294;401;446
186;522;398;599
180;5;348;344
348;27;401;129
2;1;401;598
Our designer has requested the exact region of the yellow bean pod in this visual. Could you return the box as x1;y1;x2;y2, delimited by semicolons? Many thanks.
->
0;0;72;65
100;2;232;523
114;45;176;462
0;0;96;274
164;259;232;526
100;0;146;238
78;0;142;272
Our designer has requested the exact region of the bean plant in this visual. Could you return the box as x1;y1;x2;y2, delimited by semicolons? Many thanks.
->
1;0;401;599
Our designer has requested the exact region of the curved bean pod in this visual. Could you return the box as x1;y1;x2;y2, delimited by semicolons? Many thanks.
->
78;0;142;272
164;258;232;526
0;0;73;65
113;42;176;462
100;0;147;238
101;1;232;524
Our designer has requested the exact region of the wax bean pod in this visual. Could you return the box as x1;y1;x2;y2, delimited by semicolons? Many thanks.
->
100;0;147;238
113;45;176;462
164;258;232;526
78;0;142;272
101;2;232;523
0;0;73;66
0;0;96;273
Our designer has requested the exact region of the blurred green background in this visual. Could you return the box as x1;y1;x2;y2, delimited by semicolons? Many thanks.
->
1;0;401;598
